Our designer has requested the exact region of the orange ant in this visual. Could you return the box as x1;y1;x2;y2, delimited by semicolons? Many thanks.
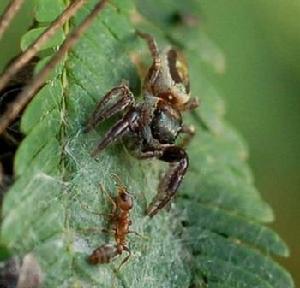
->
87;175;133;269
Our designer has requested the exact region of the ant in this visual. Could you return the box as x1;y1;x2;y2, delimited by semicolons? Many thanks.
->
85;31;198;217
88;175;133;270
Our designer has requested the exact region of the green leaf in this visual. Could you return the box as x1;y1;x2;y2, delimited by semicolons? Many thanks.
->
20;26;65;51
0;0;294;287
34;0;65;22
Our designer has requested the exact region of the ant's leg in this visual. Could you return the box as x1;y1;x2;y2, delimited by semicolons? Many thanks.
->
179;124;195;148
85;83;134;132
128;230;141;236
128;230;148;240
81;184;117;217
136;31;161;85
147;146;189;217
77;227;113;235
81;184;118;219
80;203;114;218
99;183;117;214
91;109;139;156
117;246;131;271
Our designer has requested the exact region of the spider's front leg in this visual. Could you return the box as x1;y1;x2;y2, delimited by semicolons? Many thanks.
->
91;109;139;157
146;146;189;217
85;83;134;132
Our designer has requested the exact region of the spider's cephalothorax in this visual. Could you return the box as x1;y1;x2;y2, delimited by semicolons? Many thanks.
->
85;32;198;217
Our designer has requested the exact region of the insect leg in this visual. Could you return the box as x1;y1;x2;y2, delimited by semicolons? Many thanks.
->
77;227;113;235
147;146;189;217
80;202;114;218
99;183;117;213
116;246;131;271
128;230;148;241
85;83;134;132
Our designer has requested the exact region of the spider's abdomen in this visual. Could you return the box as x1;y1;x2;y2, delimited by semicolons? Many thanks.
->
151;106;182;144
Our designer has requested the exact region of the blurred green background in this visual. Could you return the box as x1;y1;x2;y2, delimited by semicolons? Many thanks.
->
200;1;300;285
0;0;299;286
0;0;33;71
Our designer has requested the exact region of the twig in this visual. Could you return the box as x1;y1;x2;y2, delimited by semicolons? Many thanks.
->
0;0;25;41
0;0;87;92
0;0;109;135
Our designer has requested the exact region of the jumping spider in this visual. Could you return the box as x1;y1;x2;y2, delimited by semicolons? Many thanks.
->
85;31;198;217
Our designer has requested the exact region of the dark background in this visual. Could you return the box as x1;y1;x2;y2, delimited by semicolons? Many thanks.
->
0;0;299;285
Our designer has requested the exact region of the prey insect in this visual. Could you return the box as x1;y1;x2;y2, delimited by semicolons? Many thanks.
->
88;176;133;270
85;31;198;217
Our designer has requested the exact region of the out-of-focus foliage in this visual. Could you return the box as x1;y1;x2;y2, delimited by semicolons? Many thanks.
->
200;1;300;286
0;1;34;71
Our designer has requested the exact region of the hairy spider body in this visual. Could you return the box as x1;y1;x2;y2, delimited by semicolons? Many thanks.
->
88;179;133;268
86;32;198;217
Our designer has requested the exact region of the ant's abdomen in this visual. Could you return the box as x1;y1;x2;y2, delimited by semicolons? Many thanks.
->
88;244;118;265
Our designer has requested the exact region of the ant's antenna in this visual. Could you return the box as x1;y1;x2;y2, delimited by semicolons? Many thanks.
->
111;173;127;192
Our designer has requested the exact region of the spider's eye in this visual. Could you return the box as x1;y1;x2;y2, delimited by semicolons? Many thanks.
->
167;49;190;93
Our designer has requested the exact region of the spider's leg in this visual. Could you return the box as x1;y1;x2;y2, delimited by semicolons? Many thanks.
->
136;31;161;85
183;97;199;111
91;109;139;156
146;146;189;217
85;84;134;132
179;124;195;148
182;97;199;111
135;148;164;159
134;143;178;159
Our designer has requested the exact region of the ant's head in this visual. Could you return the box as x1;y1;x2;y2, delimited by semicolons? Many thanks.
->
111;174;133;210
117;187;133;211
